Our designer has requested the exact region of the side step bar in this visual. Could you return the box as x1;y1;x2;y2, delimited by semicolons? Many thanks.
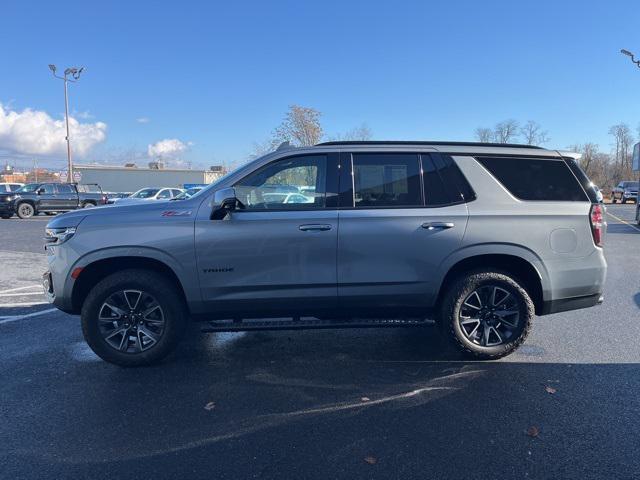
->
201;317;435;333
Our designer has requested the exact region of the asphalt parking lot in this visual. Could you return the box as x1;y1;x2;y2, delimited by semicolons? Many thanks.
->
1;205;639;480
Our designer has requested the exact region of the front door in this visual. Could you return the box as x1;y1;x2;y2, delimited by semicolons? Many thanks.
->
195;153;339;316
337;151;469;310
36;184;57;210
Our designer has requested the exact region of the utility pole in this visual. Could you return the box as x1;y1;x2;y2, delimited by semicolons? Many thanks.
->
48;64;85;183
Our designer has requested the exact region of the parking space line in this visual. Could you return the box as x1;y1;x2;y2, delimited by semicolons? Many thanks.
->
0;308;58;325
0;284;42;294
0;301;48;307
607;211;640;232
0;292;44;297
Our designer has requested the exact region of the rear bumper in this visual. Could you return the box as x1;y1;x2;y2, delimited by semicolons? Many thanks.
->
541;293;603;315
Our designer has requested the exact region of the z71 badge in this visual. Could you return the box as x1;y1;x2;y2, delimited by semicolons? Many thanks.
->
161;210;192;217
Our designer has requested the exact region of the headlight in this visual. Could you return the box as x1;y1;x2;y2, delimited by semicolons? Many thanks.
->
45;227;77;245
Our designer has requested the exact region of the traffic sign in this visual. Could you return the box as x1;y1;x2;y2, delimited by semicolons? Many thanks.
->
73;171;82;182
60;171;68;182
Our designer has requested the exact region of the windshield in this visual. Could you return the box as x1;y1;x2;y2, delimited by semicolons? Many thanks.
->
131;188;160;199
16;183;40;193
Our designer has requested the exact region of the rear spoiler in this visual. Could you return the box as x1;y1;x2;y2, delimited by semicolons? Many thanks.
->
556;150;582;161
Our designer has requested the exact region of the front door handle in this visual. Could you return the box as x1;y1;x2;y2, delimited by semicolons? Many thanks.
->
299;224;332;232
421;221;455;230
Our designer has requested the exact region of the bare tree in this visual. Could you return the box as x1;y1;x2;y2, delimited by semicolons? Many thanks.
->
520;120;550;146
608;123;634;181
494;119;520;144
474;127;493;143
328;123;373;141
274;105;323;147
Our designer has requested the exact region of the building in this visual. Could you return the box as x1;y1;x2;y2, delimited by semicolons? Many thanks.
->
74;164;226;193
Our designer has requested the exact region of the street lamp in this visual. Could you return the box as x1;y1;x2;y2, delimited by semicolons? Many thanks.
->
48;64;85;183
620;49;640;224
620;49;640;68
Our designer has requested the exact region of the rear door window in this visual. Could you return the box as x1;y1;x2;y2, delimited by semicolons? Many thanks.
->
349;153;422;208
477;157;588;201
56;184;75;194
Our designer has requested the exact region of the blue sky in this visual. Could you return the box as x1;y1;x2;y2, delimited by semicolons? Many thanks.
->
2;0;640;168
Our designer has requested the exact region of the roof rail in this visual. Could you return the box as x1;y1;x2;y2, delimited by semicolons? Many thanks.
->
315;140;545;149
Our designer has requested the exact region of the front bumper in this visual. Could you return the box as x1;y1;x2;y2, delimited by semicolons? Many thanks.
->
0;201;15;216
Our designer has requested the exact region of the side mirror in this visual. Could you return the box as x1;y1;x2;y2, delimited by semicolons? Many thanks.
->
211;187;238;220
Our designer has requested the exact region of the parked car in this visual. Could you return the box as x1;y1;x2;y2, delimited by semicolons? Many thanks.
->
173;186;204;200
4;182;106;219
262;192;313;204
0;182;24;193
590;183;604;203
611;181;638;203
105;192;133;204
44;141;606;366
112;187;184;205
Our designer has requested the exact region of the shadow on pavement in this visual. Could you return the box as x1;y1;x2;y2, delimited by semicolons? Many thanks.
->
3;325;640;480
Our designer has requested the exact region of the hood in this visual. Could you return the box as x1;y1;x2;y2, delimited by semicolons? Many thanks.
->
46;200;179;228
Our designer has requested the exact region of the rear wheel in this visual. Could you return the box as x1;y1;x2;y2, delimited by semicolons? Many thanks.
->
439;271;534;359
81;269;187;367
16;203;35;219
82;202;96;208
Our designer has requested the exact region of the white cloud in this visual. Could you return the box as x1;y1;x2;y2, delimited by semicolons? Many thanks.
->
147;138;191;159
136;117;150;124
0;103;107;157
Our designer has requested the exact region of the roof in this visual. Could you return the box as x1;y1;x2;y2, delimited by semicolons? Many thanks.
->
316;140;545;149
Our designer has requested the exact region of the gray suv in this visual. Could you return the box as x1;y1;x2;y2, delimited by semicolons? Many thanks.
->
44;141;607;366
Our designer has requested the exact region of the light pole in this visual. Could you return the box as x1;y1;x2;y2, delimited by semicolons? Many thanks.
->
48;64;84;183
620;49;640;223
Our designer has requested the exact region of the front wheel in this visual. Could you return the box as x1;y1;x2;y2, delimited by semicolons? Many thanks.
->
439;271;534;360
16;203;35;219
81;269;188;367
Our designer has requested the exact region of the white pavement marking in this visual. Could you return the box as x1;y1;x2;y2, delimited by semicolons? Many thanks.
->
0;292;44;297
0;301;48;307
0;308;58;325
607;211;640;232
0;285;42;294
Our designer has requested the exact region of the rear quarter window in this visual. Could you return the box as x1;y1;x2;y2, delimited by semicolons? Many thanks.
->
477;157;588;202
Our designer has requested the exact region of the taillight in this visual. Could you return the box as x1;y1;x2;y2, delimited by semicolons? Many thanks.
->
590;203;604;247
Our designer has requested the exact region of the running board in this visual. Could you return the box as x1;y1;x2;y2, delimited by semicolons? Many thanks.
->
201;317;436;333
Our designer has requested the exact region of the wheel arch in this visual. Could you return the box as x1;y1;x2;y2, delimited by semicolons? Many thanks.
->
435;251;546;315
71;256;190;315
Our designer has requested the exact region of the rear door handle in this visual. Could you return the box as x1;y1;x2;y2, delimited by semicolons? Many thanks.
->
421;221;455;230
299;224;332;232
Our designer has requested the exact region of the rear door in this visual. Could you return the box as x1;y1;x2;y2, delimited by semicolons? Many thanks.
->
195;152;340;314
54;183;79;210
337;151;469;309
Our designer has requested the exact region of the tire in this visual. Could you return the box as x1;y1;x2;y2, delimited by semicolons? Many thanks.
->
611;197;617;204
82;202;96;208
621;198;627;204
81;269;188;367
439;270;534;360
16;202;35;219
